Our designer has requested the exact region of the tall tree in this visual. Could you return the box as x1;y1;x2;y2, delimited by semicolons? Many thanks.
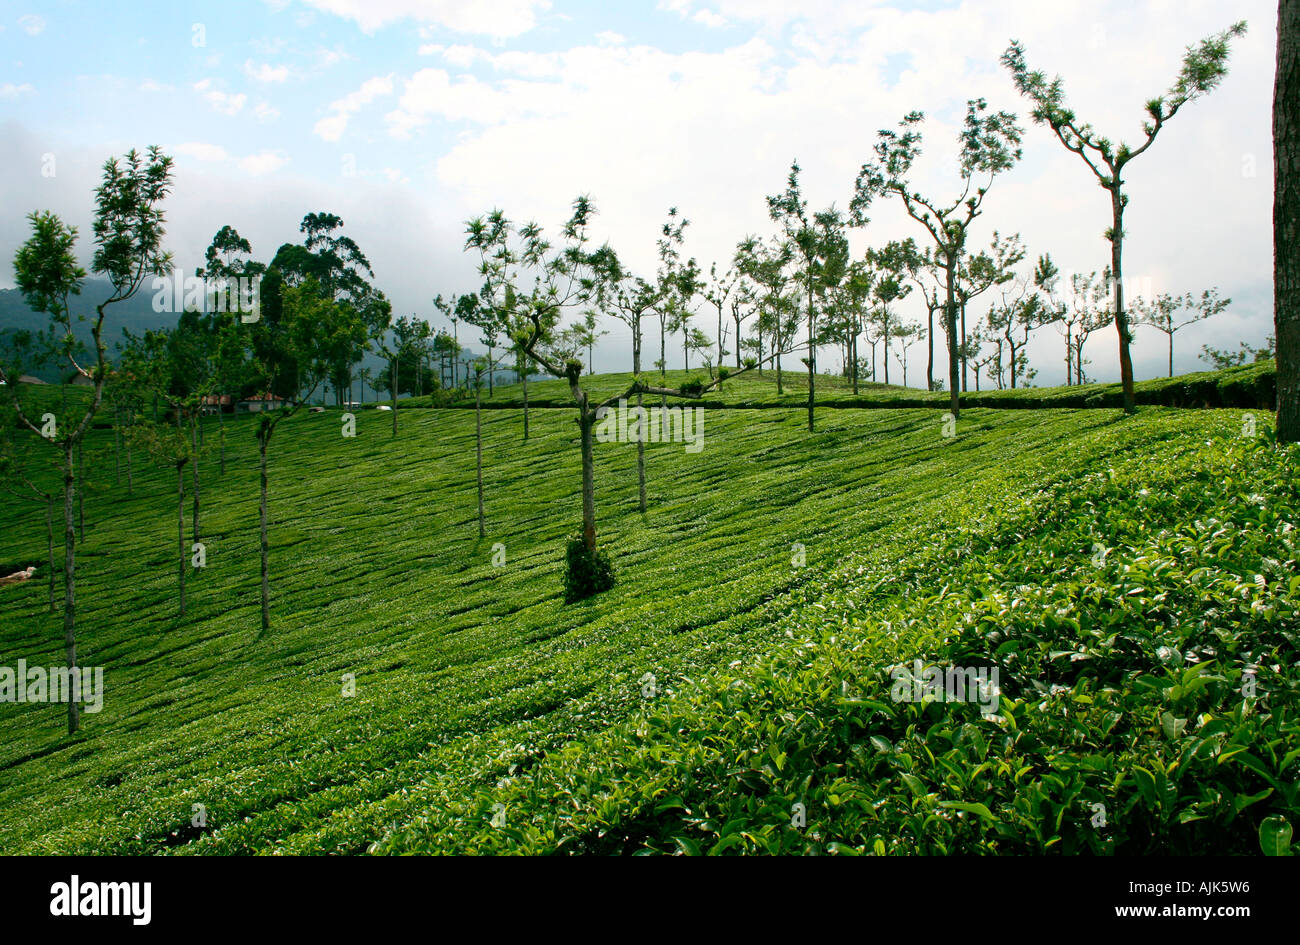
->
2;147;174;734
851;100;1023;418
1003;22;1247;413
246;275;355;632
767;161;847;432
864;241;915;386
1132;288;1231;377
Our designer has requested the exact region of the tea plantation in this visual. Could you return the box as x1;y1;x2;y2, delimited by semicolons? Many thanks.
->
0;392;1295;854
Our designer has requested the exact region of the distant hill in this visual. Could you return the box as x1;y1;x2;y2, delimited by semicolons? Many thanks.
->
1;276;515;392
0;277;178;381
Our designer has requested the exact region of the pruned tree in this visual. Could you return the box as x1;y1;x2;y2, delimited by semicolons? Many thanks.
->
1004;22;1247;412
864;241;915;386
244;273;354;632
767;161;848;431
1132;288;1231;377
851;100;1023;417
1;147;174;734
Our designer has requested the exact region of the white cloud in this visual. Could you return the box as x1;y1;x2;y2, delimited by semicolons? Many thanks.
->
244;59;292;82
0;82;35;98
692;10;727;28
138;78;171;93
174;142;231;162
289;0;551;38
193;79;247;116
254;101;281;122
314;74;395;141
18;14;45;35
238;151;290;175
595;30;624;46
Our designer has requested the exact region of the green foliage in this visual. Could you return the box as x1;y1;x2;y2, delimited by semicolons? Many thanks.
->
562;535;615;603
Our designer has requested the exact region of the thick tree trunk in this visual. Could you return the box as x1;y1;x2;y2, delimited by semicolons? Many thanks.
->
61;446;78;735
945;251;961;417
960;303;968;392
259;432;270;633
177;461;186;617
1110;184;1136;413
926;304;935;391
1278;0;1300;442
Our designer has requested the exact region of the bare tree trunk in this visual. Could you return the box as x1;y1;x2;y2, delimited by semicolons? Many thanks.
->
945;251;961;417
1110;185;1136;414
62;446;79;735
218;407;226;475
926;303;935;391
960;303;968;392
177;460;186;617
391;359;398;438
1277;0;1298;441
258;430;271;633
1168;332;1175;378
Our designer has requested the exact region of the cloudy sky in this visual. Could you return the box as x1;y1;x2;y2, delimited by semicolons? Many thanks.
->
0;0;1277;385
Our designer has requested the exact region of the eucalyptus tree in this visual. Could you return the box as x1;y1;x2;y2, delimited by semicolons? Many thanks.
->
651;209;691;381
1279;0;1299;442
1;147;174;734
603;255;661;512
703;262;740;370
272;212;382;403
466;198;789;596
246;273;355;632
734;235;796;392
194;224;261;474
986;275;1049;389
469;353;507;539
851;100;1023;417
727;268;759;370
767;161;849;431
892;238;941;390
891;320;923;389
955;232;1025;390
1065;271;1115;385
864;241;914;386
1132;288;1230;377
375;314;428;437
1004;22;1247;413
822;258;872;393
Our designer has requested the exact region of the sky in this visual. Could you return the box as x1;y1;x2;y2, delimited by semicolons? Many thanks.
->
0;0;1279;386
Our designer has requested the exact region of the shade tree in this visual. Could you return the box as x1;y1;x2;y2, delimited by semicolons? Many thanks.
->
1003;22;1247;413
851;99;1024;418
